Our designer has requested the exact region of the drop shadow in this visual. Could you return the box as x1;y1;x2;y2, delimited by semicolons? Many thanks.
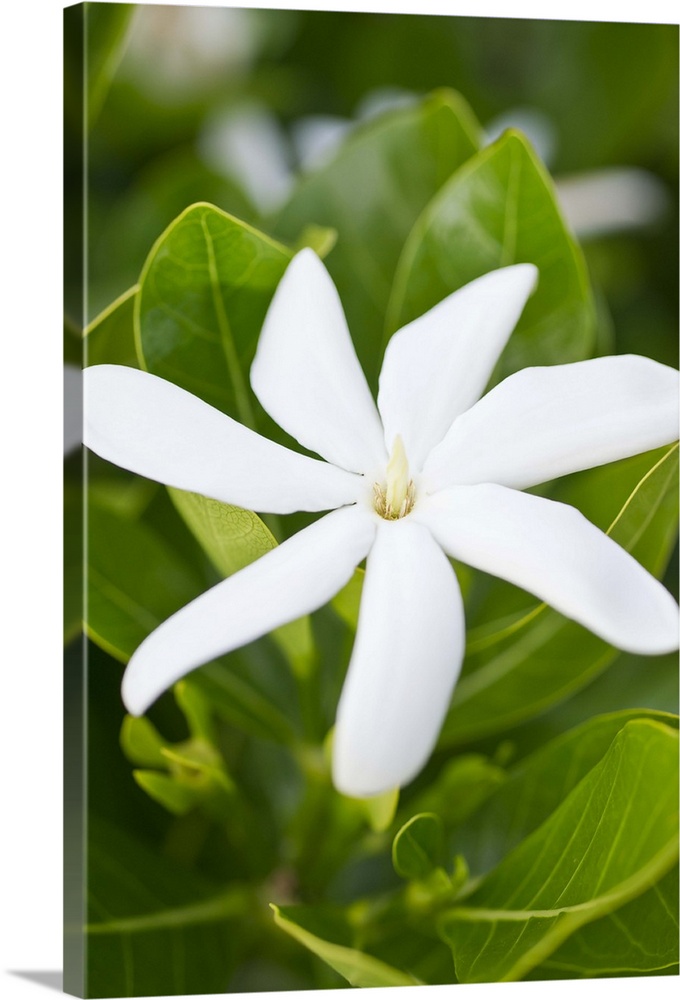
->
9;971;63;993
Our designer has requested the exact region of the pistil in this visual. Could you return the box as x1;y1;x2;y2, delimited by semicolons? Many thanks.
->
373;435;416;519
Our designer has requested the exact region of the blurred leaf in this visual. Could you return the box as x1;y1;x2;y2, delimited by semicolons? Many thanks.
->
293;224;338;257
411;754;507;829
120;715;167;768
331;567;363;630
439;719;678;982
531;866;679;978
274;90;481;384
439;444;679;747
64;483;82;644
393;813;443;881
168;487;315;678
92;147;256;308
359;787;400;834
85;816;249;997
174;678;216;743
190;663;297;747
85;285;139;367
84;2;135;128
452;708;677;879
64;3;135;136
388;129;596;378
85;502;204;663
133;770;199;816
271;905;420;987
136;201;291;423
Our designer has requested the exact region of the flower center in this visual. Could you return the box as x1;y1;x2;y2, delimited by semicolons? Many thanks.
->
373;435;416;520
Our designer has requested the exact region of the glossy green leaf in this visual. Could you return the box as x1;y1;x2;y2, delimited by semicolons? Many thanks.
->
86;496;299;744
393;813;444;881
532;866;679;978
136;201;291;424
387;129;596;377
168;487;315;678
168;488;277;578
439;444;679;747
439;720;679;983
271;905;420;987
452;709;678;879
85;816;249;997
85;502;204;663
273;90;480;383
85;285;139;367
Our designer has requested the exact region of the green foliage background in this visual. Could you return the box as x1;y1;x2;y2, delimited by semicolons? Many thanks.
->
64;4;679;996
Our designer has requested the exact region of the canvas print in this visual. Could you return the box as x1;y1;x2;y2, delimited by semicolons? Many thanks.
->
64;3;680;996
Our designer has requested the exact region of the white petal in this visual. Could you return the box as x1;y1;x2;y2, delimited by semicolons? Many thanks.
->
416;484;679;655
424;355;680;492
123;506;376;715
250;249;386;473
378;265;538;471
332;520;464;797
84;365;363;514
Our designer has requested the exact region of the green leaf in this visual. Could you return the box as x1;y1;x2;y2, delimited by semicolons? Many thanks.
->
136;201;291;424
133;770;199;816
85;285;139;367
168;487;315;679
393;813;444;881
85;502;204;663
439;444;679;747
86;3;135;127
411;754;507;829
174;679;216;743
85;816;249;997
64;483;82;645
359;787;400;834
452;709;678;879
168;488;276;578
273;90;480;384
120;715;167;769
189;663;297;747
64;3;134;133
531;866;679;978
439;719;679;983
331;567;364;630
387;129;596;378
271;905;420;987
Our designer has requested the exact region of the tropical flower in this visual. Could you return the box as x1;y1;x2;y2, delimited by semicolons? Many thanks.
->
84;249;679;797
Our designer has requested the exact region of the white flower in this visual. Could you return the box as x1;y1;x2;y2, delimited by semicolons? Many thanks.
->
84;250;679;797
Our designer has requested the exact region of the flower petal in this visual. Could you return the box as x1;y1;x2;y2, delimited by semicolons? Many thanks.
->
250;249;386;473
122;506;376;716
84;365;363;513
377;265;538;471
332;520;464;797
423;355;680;492
416;484;679;654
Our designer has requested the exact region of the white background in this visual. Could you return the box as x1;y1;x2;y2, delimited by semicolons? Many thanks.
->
1;0;678;998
